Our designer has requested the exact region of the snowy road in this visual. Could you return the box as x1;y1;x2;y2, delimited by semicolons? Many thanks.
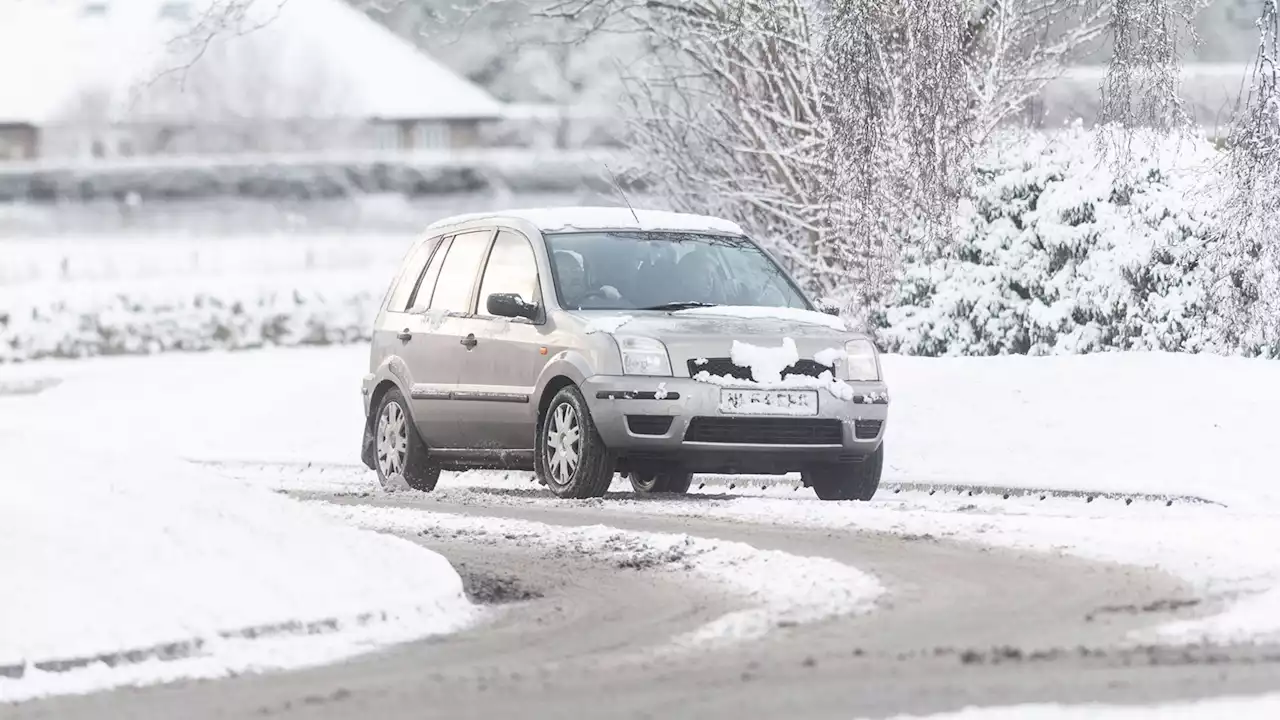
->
6;347;1280;718
12;480;1280;720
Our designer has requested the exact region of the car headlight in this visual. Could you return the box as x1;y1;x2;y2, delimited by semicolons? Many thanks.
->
844;338;880;381
616;335;672;376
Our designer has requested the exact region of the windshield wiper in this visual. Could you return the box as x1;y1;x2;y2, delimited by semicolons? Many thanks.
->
640;301;719;311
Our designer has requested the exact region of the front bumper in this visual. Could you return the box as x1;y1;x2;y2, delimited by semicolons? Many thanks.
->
581;375;888;472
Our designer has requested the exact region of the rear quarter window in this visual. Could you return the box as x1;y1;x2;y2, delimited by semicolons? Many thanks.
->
384;237;442;313
407;235;453;313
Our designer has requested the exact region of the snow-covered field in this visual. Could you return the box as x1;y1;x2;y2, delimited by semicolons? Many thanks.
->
0;233;411;361
0;233;410;286
0;349;480;702
885;352;1280;507
4;343;1280;706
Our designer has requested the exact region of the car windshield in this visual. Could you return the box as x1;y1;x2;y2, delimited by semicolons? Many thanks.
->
544;231;810;311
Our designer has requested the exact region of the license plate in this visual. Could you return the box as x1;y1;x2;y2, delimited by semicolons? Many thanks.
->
718;389;818;416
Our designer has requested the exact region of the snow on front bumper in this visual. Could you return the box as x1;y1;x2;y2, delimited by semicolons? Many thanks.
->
580;375;888;455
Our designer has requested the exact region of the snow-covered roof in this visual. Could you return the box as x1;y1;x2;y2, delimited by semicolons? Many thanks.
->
428;207;746;235
0;0;503;125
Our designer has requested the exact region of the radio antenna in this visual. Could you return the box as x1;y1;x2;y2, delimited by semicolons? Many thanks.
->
604;164;641;225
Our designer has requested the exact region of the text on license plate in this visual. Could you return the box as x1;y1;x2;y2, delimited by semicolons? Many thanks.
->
718;389;818;416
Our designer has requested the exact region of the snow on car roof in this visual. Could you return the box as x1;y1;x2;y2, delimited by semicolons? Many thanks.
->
427;207;745;235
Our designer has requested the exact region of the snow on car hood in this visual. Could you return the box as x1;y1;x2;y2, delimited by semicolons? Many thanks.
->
570;307;869;379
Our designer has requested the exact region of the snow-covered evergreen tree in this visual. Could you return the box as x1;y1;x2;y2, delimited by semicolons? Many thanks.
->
874;126;1223;356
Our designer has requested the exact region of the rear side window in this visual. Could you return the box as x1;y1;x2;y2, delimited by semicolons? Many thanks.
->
385;237;440;313
406;236;452;313
478;230;539;311
428;229;493;313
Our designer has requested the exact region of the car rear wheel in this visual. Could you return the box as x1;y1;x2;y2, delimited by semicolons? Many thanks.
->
537;385;614;499
628;470;694;494
804;444;883;501
374;389;440;492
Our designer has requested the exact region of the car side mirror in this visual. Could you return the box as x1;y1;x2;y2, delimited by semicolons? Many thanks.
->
487;293;538;320
816;298;841;316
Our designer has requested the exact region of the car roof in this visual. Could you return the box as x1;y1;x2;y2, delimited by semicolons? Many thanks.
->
425;206;745;236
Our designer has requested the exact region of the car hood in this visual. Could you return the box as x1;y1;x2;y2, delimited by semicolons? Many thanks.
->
571;308;863;376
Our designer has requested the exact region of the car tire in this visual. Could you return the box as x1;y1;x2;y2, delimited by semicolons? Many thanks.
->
373;388;440;492
537;385;614;499
805;444;883;501
629;471;694;494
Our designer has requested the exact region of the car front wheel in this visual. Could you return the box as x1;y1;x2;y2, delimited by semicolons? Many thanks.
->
804;444;883;501
374;389;440;492
537;385;614;499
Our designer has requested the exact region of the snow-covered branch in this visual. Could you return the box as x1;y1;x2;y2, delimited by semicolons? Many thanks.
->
1214;0;1280;355
1101;0;1194;134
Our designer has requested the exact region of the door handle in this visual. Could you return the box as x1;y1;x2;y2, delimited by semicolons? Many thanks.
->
460;333;478;350
397;329;412;342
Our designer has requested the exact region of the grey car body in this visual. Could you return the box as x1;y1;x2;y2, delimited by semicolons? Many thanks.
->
360;207;888;500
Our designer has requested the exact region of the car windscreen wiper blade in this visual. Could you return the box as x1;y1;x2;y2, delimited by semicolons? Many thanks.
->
640;301;719;311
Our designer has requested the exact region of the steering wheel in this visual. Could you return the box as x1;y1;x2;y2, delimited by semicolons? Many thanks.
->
582;288;615;301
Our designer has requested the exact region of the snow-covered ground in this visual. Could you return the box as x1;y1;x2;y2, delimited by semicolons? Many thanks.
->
4;343;1280;705
60;345;1278;644
0;350;479;702
885;353;1280;507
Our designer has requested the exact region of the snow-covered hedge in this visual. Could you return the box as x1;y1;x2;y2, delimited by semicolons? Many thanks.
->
0;289;378;362
0;151;635;203
874;127;1228;356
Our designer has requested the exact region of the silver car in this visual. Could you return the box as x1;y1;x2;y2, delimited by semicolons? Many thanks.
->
360;207;888;500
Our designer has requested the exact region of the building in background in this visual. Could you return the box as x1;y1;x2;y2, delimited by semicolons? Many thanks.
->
0;0;505;162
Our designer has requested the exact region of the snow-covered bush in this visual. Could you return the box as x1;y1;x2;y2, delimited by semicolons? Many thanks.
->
0;289;379;362
0;152;627;203
874;126;1226;356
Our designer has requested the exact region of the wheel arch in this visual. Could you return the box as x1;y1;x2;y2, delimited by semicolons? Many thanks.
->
368;379;403;419
537;375;579;427
362;377;410;470
532;351;592;426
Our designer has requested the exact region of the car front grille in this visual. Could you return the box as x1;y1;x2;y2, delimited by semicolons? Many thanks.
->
684;417;843;445
627;415;674;436
854;419;882;439
688;358;833;381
